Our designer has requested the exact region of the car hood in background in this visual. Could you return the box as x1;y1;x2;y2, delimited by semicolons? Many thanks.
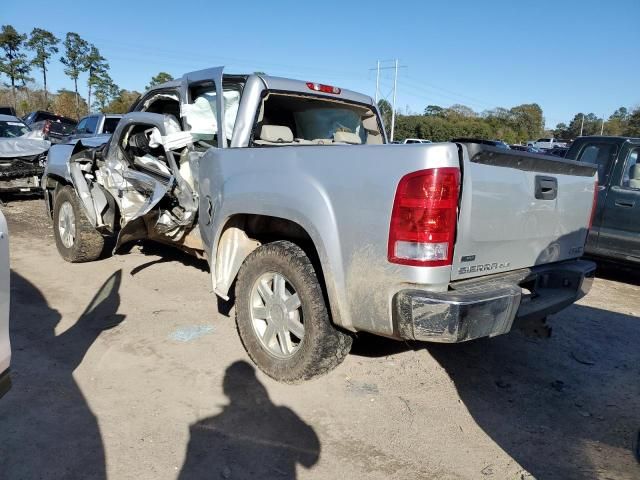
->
0;137;51;158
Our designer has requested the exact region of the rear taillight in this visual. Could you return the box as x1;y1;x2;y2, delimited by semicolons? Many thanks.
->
588;180;598;230
388;167;460;267
306;82;341;94
42;120;51;135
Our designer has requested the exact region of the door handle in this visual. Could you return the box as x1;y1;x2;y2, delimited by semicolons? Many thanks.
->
535;176;558;200
614;200;635;208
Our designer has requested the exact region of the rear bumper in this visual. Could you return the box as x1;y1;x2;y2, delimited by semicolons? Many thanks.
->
0;368;10;399
393;259;596;343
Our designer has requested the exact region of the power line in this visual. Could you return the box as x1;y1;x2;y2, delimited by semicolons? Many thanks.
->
369;60;407;141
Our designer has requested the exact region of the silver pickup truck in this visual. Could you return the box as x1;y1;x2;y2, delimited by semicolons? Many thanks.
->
43;67;598;382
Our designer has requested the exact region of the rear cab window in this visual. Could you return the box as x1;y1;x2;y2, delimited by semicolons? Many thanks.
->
251;93;383;146
575;142;618;185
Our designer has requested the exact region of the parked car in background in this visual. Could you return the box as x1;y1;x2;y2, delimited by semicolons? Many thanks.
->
23;111;77;144
546;146;569;158
533;138;567;150
510;145;543;154
452;138;510;149
402;138;432;144
43;67;597;382
0;106;16;116
0;115;50;192
0;210;11;398
566;136;640;265
66;113;123;142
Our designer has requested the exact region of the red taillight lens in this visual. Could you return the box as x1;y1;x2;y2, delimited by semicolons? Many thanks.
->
306;82;341;94
588;180;598;230
388;167;460;267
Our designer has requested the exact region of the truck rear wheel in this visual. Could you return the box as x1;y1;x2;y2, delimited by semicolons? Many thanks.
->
235;240;352;383
53;186;105;263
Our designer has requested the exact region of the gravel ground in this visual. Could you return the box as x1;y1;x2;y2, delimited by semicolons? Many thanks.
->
0;197;639;480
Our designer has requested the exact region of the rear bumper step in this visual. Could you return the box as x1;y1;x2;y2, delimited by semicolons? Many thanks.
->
393;259;596;343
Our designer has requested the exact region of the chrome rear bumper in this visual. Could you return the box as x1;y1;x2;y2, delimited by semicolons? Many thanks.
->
393;259;596;343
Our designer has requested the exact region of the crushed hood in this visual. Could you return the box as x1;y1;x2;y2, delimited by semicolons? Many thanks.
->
0;137;51;158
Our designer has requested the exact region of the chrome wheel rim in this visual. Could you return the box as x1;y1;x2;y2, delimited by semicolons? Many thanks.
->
250;272;304;358
58;201;76;249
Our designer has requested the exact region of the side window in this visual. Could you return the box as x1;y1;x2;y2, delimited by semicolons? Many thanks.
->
75;118;88;133
102;117;120;134
184;82;241;146
577;143;618;185
622;148;639;189
84;116;98;134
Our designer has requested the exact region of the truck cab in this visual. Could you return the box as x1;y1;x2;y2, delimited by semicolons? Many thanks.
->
67;113;123;141
566;136;640;263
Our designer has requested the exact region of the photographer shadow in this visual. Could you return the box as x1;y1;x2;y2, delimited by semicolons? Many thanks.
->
179;361;320;480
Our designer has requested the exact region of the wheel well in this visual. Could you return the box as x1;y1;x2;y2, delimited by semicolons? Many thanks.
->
215;214;327;301
43;174;71;219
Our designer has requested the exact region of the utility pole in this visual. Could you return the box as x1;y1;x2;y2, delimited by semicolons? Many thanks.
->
374;60;380;104
579;114;584;137
600;115;605;135
391;59;399;142
369;60;407;141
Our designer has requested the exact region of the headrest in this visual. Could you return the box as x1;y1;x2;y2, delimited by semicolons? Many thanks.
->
631;164;640;180
333;131;362;144
259;125;293;143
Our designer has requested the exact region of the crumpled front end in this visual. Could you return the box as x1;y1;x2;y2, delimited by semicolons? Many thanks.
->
0;152;47;192
67;113;204;253
0;137;50;192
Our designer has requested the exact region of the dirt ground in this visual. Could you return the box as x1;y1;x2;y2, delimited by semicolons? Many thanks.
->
0;196;638;480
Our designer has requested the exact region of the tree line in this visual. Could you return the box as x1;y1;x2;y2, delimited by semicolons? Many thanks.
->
0;24;174;119
380;101;640;144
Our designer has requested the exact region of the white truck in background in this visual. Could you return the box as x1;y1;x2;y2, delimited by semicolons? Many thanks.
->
531;138;568;150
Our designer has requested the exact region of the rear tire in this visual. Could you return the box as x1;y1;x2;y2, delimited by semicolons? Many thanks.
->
53;186;105;263
235;240;352;383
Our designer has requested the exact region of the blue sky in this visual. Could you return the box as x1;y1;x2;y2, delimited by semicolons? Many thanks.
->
4;0;639;127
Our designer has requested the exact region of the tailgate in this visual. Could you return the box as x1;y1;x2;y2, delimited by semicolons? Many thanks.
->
451;143;597;281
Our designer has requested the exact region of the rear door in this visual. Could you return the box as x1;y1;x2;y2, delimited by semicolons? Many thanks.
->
598;144;640;260
451;143;597;281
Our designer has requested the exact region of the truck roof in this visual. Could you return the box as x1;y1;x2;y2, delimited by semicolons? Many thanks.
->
148;72;375;107
0;114;21;122
573;135;640;143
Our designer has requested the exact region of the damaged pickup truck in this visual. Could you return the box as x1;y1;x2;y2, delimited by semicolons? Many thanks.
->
0;115;49;192
43;68;598;382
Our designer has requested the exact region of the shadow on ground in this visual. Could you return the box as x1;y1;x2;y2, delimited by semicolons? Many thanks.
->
179;361;320;479
0;270;124;479
126;241;209;274
352;304;640;479
592;258;640;286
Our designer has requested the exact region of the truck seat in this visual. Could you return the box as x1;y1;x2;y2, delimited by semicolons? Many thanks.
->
629;164;640;189
254;125;294;145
